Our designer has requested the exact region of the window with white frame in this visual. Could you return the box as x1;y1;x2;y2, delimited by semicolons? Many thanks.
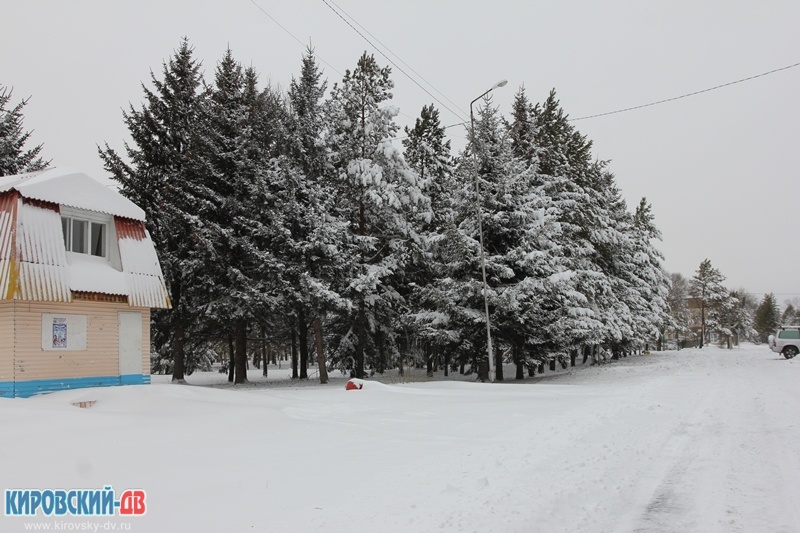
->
61;216;107;257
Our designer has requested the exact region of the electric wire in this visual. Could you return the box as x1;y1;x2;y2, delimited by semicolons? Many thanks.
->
571;61;800;121
249;0;343;77
320;0;469;124
249;0;415;127
394;121;467;142
257;2;797;138
325;0;467;122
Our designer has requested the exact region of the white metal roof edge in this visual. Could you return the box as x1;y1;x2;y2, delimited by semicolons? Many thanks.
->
0;167;145;221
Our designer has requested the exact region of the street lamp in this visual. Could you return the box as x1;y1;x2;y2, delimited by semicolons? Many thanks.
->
470;79;507;383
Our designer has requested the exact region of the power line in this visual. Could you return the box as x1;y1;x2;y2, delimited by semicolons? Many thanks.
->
249;0;343;77
325;0;467;123
320;0;469;124
393;121;467;142
571;61;800;121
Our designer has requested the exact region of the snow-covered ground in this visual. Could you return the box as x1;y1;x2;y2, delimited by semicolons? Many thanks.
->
2;344;799;532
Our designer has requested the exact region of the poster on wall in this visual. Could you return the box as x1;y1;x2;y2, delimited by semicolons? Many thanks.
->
41;314;87;351
52;318;67;348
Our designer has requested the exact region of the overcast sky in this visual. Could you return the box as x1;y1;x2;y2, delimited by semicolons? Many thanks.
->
4;1;799;302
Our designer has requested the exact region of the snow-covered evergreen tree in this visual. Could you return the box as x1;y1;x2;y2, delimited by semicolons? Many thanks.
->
626;198;671;348
401;104;456;373
722;289;755;347
754;293;782;342
0;86;49;176
689;259;730;348
530;91;613;356
325;52;429;378
100;38;210;382
285;46;350;383
192;50;286;383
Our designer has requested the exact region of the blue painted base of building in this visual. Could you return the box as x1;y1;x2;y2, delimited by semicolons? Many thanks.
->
0;374;150;398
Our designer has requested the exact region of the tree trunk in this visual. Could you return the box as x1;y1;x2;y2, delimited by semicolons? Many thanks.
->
444;351;449;377
298;309;309;379
313;317;328;384
261;323;268;377
169;277;186;382
291;323;298;379
227;333;235;383
171;320;186;382
570;349;577;367
376;328;385;374
700;302;705;349
549;358;556;371
514;345;524;380
234;318;248;384
355;300;366;378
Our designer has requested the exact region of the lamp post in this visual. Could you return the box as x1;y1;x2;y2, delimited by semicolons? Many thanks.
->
470;79;507;383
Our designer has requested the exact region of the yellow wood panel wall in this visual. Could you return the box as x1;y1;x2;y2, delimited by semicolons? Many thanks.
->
0;301;13;382
12;300;150;381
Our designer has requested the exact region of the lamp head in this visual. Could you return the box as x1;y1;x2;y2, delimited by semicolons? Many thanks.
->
492;79;508;90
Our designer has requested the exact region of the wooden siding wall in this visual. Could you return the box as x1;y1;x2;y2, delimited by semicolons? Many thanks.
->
0;302;13;390
12;300;150;382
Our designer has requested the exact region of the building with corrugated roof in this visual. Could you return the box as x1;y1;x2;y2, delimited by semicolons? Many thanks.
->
0;168;170;397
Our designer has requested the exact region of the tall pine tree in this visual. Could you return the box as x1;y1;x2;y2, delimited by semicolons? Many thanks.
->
326;52;429;378
689;259;730;348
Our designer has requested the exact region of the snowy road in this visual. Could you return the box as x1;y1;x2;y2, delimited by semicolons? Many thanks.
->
405;345;800;533
2;344;799;532
532;347;800;533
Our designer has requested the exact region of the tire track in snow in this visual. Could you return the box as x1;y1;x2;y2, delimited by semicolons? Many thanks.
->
620;352;800;533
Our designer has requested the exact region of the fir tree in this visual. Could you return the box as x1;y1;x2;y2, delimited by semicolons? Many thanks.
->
100;38;209;382
754;293;781;342
0;86;49;176
285;46;350;383
507;86;537;165
401;104;455;373
193;50;283;384
626;198;670;349
529;90;608;354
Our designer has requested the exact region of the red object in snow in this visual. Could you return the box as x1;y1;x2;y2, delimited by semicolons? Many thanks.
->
345;379;363;390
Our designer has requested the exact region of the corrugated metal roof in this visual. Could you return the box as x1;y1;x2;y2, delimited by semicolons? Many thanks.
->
0;178;170;309
0;192;19;300
116;218;171;309
16;200;71;302
0;167;145;221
